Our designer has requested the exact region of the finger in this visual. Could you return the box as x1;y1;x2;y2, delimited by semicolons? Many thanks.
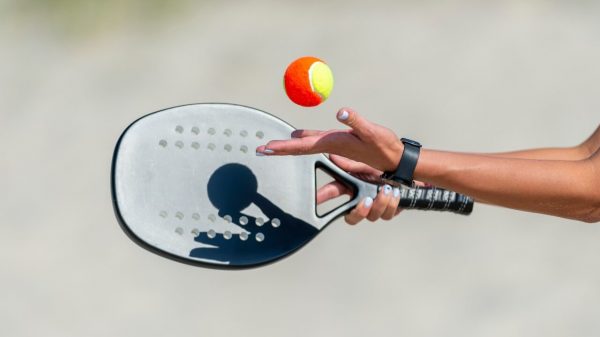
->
291;129;325;138
336;107;376;141
344;197;373;225
329;154;382;176
316;181;352;205
381;187;401;220
328;153;359;170
257;131;359;156
366;185;393;222
256;136;322;155
414;180;430;187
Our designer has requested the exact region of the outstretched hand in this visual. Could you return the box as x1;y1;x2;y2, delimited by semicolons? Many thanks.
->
256;108;407;225
256;108;404;172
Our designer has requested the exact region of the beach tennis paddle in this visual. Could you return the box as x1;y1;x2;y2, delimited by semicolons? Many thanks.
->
111;103;474;269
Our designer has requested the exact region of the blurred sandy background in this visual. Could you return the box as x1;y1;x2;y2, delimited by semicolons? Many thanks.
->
1;1;599;336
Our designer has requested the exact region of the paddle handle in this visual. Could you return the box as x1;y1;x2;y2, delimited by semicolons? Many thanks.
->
398;186;474;215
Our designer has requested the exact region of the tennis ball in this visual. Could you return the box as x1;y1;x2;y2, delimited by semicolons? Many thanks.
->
284;56;334;107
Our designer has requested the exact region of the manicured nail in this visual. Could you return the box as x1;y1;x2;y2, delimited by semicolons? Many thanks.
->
363;197;373;208
255;148;273;156
338;110;349;121
383;185;392;195
256;149;275;157
393;188;400;198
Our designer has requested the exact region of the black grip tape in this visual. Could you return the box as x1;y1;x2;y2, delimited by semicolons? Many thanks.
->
398;186;474;215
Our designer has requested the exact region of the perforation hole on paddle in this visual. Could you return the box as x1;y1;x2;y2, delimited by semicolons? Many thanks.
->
207;229;216;239
255;232;265;242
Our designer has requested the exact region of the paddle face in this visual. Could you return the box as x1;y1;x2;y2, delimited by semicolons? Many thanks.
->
112;104;354;269
112;103;474;269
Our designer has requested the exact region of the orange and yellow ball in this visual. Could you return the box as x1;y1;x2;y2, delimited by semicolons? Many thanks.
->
283;56;334;107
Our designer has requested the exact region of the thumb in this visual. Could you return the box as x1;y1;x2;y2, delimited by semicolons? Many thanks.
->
336;107;374;141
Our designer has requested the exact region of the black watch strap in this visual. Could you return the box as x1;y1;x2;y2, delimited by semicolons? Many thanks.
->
382;138;421;186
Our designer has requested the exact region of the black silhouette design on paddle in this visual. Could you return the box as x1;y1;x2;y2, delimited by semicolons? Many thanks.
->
190;163;318;265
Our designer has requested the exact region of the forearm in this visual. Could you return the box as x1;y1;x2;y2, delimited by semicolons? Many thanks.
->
483;146;590;160
414;149;600;222
482;125;599;161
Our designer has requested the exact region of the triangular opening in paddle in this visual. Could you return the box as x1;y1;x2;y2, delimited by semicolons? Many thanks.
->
315;166;352;217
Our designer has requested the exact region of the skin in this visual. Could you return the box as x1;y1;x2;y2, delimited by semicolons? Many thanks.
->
256;108;600;224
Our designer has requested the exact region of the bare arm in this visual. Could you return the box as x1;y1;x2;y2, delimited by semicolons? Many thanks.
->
415;149;600;222
442;126;600;221
486;125;600;160
256;108;600;223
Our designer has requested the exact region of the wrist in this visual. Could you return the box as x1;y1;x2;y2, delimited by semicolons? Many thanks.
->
385;139;404;172
381;138;421;186
413;149;428;181
414;149;445;183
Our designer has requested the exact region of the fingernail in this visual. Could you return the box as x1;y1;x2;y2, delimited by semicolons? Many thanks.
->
383;185;392;195
338;110;349;121
255;148;274;156
393;188;400;198
363;197;373;208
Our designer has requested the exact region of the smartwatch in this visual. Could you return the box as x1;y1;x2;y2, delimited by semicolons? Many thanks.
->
381;138;422;187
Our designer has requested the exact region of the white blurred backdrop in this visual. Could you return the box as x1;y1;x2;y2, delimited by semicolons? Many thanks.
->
1;1;599;336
